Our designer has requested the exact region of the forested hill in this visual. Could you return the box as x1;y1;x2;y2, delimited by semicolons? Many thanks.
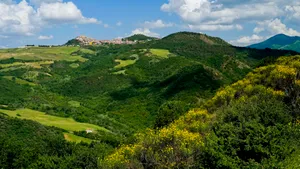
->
0;32;298;168
101;55;300;169
123;34;158;41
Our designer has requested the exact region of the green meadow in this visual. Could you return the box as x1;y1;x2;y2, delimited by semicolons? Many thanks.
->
0;109;109;133
63;133;93;144
149;49;170;58
0;46;89;62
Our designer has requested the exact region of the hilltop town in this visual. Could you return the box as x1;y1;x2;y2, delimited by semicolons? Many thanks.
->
74;35;136;45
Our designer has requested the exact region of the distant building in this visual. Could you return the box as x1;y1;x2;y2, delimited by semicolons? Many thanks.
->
74;35;136;46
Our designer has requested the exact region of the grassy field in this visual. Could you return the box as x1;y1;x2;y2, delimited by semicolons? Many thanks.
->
114;54;139;69
3;76;36;86
112;70;126;75
0;109;110;133
0;61;54;72
149;49;170;58
68;100;81;107
64;133;93;144
114;59;136;69
0;46;88;62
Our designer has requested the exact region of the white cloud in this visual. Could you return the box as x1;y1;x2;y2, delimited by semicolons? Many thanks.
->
254;18;300;36
0;0;99;37
188;24;243;31
38;35;53;40
0;0;39;36
230;34;265;46
142;19;173;29
37;2;98;24
116;21;122;26
29;0;62;6
131;28;160;37
160;0;292;31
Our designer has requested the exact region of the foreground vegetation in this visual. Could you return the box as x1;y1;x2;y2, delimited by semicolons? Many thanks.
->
101;56;300;168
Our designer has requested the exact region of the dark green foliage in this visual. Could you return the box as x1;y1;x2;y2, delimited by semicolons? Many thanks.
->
199;95;298;169
0;77;31;106
65;39;81;46
158;64;221;97
0;115;113;169
154;101;190;128
123;34;157;41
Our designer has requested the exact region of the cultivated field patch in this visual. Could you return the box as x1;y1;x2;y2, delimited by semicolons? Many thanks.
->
149;49;171;58
64;132;93;144
0;108;110;133
3;76;36;86
0;47;88;62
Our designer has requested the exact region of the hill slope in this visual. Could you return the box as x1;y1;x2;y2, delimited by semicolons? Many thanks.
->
101;55;300;168
249;34;300;52
123;34;158;41
0;31;299;168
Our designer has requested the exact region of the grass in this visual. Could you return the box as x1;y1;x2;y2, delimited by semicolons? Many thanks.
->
80;48;96;55
114;59;136;69
68;101;81;107
70;63;80;68
149;49;170;58
0;61;53;70
3;76;36;86
112;70;126;75
64;132;93;144
114;54;139;69
0;109;110;133
0;65;28;72
0;46;88;62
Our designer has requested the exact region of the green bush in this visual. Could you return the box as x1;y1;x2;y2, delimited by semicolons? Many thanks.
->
154;101;189;128
199;95;297;168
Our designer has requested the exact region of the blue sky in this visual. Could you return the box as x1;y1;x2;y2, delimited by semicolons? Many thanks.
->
1;0;300;48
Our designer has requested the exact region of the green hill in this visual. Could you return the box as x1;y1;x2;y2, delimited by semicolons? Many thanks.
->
249;34;300;52
0;31;299;168
65;39;81;46
123;34;158;41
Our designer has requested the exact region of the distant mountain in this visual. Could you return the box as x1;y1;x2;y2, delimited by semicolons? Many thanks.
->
123;34;158;41
248;34;300;52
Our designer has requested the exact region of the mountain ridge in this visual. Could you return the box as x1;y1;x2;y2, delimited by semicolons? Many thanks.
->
248;34;300;52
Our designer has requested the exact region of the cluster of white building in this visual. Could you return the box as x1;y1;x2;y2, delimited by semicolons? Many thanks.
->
75;36;136;45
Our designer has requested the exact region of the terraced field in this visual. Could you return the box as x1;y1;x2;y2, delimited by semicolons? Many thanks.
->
3;76;36;86
0;46;89;62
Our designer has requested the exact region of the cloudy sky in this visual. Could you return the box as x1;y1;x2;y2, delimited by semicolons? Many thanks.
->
1;0;300;48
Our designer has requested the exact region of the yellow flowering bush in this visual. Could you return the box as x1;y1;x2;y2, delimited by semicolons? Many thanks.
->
100;109;212;169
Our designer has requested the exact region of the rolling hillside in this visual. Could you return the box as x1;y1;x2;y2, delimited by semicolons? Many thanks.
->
0;31;298;168
101;55;300;169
